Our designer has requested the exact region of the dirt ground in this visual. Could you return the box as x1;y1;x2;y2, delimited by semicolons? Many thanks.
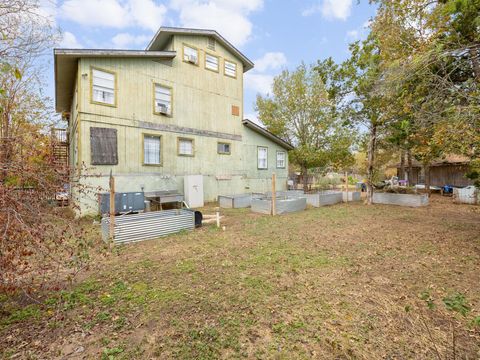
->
1;195;479;359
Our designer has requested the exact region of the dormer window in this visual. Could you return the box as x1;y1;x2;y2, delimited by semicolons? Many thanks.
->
154;84;172;116
183;44;199;65
224;60;237;78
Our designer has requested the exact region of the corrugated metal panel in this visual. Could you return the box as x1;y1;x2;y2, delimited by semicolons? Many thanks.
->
306;192;343;207
342;192;361;202
218;193;254;208
251;197;306;215
102;209;194;245
372;193;429;207
453;186;478;205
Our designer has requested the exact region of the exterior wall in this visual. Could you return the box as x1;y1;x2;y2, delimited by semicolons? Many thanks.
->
68;34;289;215
397;165;472;187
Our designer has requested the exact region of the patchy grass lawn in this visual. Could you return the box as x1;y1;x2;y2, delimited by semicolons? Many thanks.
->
1;196;480;359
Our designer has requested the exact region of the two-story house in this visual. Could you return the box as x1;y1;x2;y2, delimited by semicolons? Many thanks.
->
54;27;292;215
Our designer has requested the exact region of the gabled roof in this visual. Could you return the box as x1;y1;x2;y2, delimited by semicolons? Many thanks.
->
242;119;294;150
147;27;254;72
54;49;176;113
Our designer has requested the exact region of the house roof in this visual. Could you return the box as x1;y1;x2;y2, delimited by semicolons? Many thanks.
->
242;119;294;150
54;49;176;113
394;154;471;168
146;27;254;72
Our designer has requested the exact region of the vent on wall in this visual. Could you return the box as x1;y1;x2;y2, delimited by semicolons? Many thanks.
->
207;37;215;51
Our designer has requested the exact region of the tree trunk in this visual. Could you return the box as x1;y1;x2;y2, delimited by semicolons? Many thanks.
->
407;150;413;186
366;123;377;205
469;47;480;83
424;163;431;197
399;150;405;180
302;165;308;192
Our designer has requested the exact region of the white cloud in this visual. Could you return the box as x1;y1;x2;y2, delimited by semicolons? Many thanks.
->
254;52;287;72
169;0;264;47
112;33;151;48
346;29;359;41
59;0;167;31
244;51;287;95
244;73;274;95
60;31;83;48
302;0;353;20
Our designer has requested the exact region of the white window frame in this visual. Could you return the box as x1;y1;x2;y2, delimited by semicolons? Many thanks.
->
178;137;194;157
143;134;162;166
257;146;268;170
154;84;172;116
276;151;286;169
91;68;115;106
183;44;199;65
205;53;219;72
217;142;231;155
224;60;237;78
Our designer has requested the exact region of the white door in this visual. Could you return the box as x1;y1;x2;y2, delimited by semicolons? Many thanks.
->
184;175;204;208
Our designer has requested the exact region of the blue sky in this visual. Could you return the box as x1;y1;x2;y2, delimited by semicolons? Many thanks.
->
43;0;376;120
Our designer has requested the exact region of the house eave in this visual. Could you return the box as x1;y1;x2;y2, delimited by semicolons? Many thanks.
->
242;119;294;150
54;49;177;113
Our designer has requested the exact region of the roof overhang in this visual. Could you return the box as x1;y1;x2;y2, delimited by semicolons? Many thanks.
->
242;119;294;150
147;27;254;72
54;49;176;113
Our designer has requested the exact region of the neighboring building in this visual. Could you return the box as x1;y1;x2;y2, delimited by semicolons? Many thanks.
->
54;27;292;215
395;155;473;187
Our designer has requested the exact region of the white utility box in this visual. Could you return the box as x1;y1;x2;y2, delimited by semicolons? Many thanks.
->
184;175;204;208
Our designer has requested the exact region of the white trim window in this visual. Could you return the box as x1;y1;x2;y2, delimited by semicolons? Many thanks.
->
144;135;161;165
178;138;194;156
92;69;115;105
224;60;236;78
205;54;219;72
183;45;198;64
276;151;286;168
154;84;172;115
258;147;268;169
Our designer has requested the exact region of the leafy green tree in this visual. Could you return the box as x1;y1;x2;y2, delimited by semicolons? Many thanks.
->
255;63;354;190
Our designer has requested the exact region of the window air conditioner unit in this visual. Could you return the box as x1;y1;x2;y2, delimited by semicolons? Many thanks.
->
157;103;168;114
187;55;198;64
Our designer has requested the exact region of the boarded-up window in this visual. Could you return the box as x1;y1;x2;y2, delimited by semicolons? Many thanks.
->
231;105;240;116
207;37;215;51
90;127;118;165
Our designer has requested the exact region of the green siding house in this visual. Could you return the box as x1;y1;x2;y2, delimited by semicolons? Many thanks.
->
54;27;292;215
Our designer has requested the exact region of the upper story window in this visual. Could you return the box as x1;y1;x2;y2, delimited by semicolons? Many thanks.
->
144;134;161;165
205;53;219;72
154;84;172;115
183;44;199;65
258;147;268;169
178;137;194;156
217;142;231;155
207;37;215;51
91;68;115;106
224;60;237;78
276;151;286;169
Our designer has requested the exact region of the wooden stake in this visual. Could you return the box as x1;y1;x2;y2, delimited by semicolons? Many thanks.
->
215;207;220;228
272;172;276;216
109;171;115;239
345;171;349;203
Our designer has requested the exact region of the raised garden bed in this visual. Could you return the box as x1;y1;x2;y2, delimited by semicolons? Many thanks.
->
372;192;429;207
251;197;307;215
306;191;343;207
342;191;361;202
218;194;261;208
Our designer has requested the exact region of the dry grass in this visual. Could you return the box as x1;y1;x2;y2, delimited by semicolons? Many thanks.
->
1;196;480;359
